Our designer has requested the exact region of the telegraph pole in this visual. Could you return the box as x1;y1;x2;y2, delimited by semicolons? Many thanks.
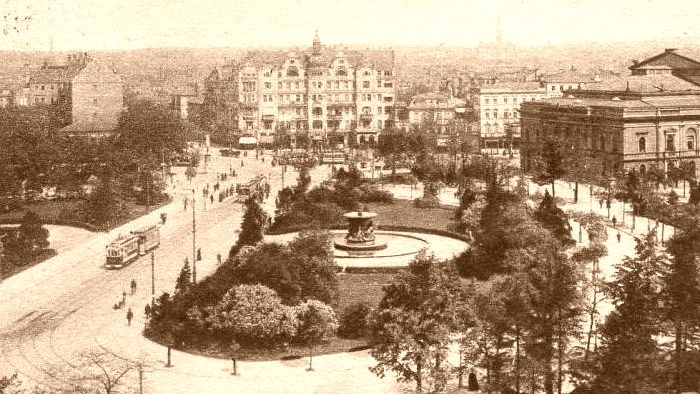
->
150;251;155;308
192;189;197;283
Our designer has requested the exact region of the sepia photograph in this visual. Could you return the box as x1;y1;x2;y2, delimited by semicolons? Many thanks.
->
1;0;700;392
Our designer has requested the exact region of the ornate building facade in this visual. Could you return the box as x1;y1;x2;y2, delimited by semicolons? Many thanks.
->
202;32;396;148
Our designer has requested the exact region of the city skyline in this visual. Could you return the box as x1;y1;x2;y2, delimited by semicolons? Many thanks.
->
1;0;700;51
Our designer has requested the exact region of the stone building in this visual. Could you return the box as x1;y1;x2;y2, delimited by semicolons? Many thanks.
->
469;82;548;150
20;53;123;136
201;31;396;148
520;74;700;178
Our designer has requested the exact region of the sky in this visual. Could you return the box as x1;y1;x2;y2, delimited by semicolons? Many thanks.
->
1;0;699;51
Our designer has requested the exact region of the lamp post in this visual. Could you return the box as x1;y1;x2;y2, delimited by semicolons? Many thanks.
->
150;251;155;309
191;189;197;284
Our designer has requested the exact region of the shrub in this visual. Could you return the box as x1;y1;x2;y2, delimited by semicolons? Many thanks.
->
206;284;298;347
294;299;339;345
338;302;372;339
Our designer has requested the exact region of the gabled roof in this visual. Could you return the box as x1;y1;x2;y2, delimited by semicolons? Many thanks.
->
584;74;699;93
235;46;394;72
29;66;83;84
630;49;700;71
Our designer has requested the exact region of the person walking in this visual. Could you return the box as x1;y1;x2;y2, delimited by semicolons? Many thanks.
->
126;308;133;326
598;198;603;209
122;290;127;305
612;215;618;228
217;253;222;265
197;248;202;261
616;231;621;243
144;303;151;319
184;198;188;211
210;194;214;205
131;279;137;295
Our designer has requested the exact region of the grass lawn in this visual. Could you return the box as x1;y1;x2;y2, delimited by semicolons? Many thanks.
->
0;198;170;231
367;199;456;232
180;272;396;362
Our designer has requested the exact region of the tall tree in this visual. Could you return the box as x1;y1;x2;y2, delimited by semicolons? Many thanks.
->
175;258;192;294
590;234;665;393
368;253;463;393
533;135;566;198
229;197;267;257
534;190;574;247
663;223;700;393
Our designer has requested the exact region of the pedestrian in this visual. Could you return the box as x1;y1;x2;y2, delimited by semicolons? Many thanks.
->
210;194;214;204
160;212;167;224
131;279;137;295
144;303;151;319
126;308;133;326
598;198;603;209
217;253;222;264
617;231;621;243
115;295;122;310
184;198;188;211
241;160;244;167
197;248;202;261
122;290;127;304
612;215;617;228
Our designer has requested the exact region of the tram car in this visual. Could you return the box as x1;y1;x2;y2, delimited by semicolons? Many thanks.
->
105;225;160;269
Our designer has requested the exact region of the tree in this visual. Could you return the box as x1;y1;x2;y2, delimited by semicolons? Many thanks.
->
206;284;298;346
368;252;463;393
295;299;339;371
534;190;574;247
663;224;700;393
532;135;566;198
16;210;50;252
590;234;665;393
175;258;192;294
229;197;267;257
287;230;339;306
82;177;125;228
338;302;372;339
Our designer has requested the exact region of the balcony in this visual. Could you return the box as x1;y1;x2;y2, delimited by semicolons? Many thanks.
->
360;114;373;121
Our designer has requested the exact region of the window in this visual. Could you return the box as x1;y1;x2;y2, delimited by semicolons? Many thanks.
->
41;85;44;90
688;133;696;150
485;98;490;105
344;94;349;102
286;82;291;90
41;98;45;103
638;136;646;152
313;107;323;116
35;98;39;103
551;85;556;91
278;82;282;89
484;110;490;118
336;67;347;76
295;94;300;102
287;66;299;77
93;84;97;90
363;81;370;89
377;120;383;129
377;107;382;115
377;94;382;101
295;82;300;89
504;97;508;104
344;81;349;89
666;134;676;151
264;82;272;89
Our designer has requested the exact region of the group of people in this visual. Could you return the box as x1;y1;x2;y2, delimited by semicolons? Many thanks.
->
113;279;138;326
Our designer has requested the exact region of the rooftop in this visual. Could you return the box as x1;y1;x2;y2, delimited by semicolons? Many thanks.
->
583;74;699;93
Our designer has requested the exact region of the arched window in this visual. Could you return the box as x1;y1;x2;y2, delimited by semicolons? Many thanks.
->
639;164;647;174
638;136;646;153
312;107;322;116
336;67;347;76
666;133;676;151
361;106;371;115
312;120;323;129
287;66;299;77
687;130;696;150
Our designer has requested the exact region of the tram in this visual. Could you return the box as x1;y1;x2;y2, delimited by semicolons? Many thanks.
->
320;151;346;164
105;225;160;269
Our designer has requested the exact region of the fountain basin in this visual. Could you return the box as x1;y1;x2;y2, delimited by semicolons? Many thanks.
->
333;231;427;258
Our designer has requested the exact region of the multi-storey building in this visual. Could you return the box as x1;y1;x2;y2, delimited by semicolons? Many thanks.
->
539;68;602;98
469;82;548;149
201;32;396;148
19;53;124;136
521;74;700;178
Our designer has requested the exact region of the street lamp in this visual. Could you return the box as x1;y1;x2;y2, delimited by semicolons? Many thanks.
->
191;189;197;283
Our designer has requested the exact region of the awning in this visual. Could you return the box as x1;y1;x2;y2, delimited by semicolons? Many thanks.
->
262;115;275;121
259;135;274;144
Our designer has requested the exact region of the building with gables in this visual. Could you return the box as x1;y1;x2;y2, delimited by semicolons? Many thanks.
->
201;31;396;148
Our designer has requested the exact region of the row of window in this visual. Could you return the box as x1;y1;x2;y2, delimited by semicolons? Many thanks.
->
260;93;393;104
638;134;696;153
261;80;393;91
484;96;540;105
484;110;518;119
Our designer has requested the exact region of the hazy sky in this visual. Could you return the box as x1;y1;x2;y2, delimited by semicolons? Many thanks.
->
1;0;699;51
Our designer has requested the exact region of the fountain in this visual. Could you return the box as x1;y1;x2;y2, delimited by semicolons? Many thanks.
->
333;211;387;251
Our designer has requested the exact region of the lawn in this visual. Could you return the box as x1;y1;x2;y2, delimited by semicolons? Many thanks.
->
367;199;456;232
0;198;170;231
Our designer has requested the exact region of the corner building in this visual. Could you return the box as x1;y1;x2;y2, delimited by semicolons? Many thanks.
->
203;32;396;148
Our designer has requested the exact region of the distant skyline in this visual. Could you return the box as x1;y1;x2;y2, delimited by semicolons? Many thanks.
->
1;0;699;51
